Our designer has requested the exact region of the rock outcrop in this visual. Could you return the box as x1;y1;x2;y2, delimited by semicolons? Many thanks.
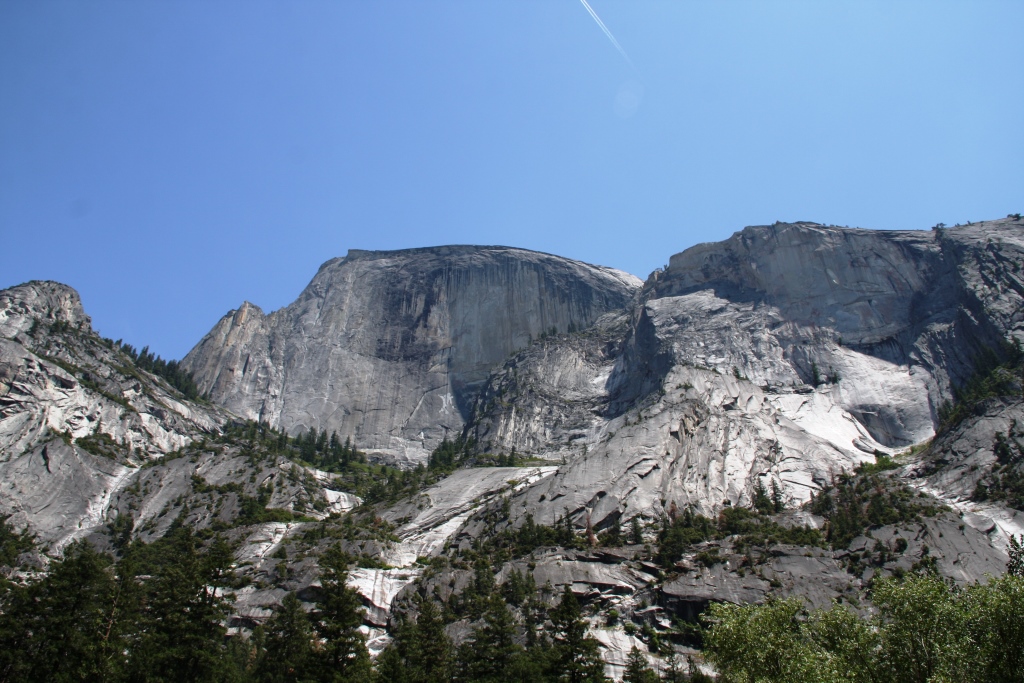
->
5;217;1024;679
182;246;641;464
0;281;229;549
470;218;1024;530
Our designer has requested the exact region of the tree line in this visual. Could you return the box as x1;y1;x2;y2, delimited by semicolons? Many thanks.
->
115;342;204;401
0;522;371;683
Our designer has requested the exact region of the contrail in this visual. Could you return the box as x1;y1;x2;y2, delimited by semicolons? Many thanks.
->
578;0;635;70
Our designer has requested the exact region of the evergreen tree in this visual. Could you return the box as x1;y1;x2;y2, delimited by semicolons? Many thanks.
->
312;545;371;682
0;514;34;569
630;518;643;545
753;479;773;514
413;596;453;683
1008;534;1024;577
770;479;785;513
623;646;657;683
659;652;685;683
125;526;237;682
0;541;127;682
458;594;522;683
548;585;606;682
258;593;317;683
373;643;410;683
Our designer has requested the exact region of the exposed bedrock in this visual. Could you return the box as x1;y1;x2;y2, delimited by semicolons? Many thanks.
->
182;246;641;463
0;281;228;549
470;218;1024;528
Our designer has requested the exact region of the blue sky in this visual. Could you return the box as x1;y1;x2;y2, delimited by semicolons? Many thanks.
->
2;1;1022;359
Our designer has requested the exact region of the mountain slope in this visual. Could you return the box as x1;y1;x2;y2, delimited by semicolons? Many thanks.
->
469;218;1024;532
0;281;229;548
181;246;641;465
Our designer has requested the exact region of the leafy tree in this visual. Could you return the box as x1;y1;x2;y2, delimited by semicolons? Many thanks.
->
702;574;1024;683
805;603;877;683
960;575;1024;683
872;574;970;683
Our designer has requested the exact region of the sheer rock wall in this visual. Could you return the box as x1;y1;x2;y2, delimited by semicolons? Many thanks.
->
182;246;641;464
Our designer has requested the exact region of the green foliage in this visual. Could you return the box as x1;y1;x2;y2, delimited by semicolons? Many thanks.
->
376;596;452;683
1009;534;1024;577
656;506;822;569
446;511;582;583
809;470;944;549
457;594;524;683
122;527;239;682
0;542;126;682
75;431;126;461
622;646;657;683
0;528;250;682
311;544;372;681
971;423;1024;510
191;474;311;527
213;420;437;505
811;361;823;387
547;585;607;682
703;574;1024;683
854;452;901;476
117;342;204;400
630;517;644;545
429;435;477;472
255;593;317;683
937;342;1024;433
0;515;34;568
704;597;832;683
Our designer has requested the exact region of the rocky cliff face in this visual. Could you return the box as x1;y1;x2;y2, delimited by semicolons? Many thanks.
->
0;281;230;549
181;246;641;464
4;220;1024;679
470;218;1024;531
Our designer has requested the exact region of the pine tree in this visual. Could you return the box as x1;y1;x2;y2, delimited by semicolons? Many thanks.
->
125;526;236;682
0;541;127;682
373;640;411;683
413;596;452;683
630;517;644;545
660;652;685;683
459;594;522;683
258;592;316;683
623;646;657;683
771;479;785;513
312;545;371;682
1008;534;1024;577
548;585;607;682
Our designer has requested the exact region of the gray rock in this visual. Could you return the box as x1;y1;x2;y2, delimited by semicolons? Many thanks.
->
472;219;1024;532
0;281;229;550
182;246;641;463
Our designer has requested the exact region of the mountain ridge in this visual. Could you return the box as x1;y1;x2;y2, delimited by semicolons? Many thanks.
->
3;217;1023;679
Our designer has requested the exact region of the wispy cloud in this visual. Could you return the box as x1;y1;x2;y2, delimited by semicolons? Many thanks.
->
578;0;635;70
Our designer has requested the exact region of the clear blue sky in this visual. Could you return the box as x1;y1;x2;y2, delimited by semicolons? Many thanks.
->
2;1;1022;359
